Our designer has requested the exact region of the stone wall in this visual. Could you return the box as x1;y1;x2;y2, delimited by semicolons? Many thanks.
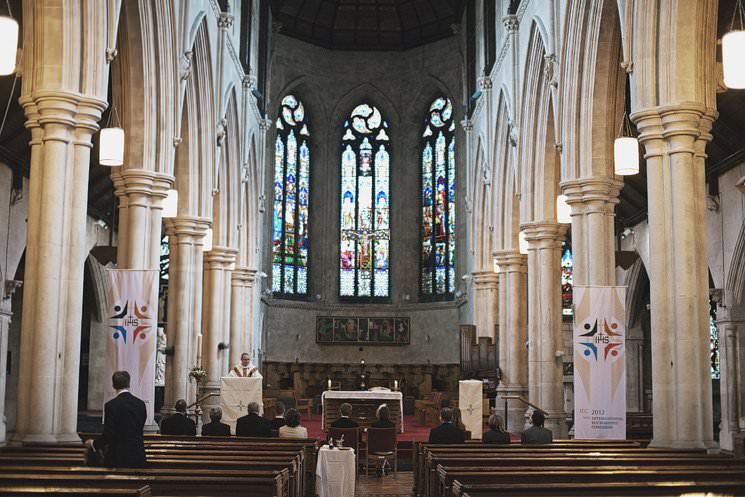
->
261;34;465;365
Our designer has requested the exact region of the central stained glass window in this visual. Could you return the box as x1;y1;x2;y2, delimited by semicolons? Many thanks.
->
339;103;390;298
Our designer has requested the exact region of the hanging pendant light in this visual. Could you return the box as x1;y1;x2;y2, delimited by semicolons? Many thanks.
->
0;15;18;76
556;194;571;224
99;127;124;166
614;111;639;176
203;228;213;252
519;231;528;255
163;189;178;218
723;0;745;89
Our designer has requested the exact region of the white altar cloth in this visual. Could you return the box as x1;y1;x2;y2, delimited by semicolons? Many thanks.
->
315;445;356;497
220;376;263;433
321;390;404;432
459;380;483;440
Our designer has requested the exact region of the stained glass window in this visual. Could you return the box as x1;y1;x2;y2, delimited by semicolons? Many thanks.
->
710;300;720;380
339;104;390;298
272;95;310;295
561;241;573;316
421;97;456;297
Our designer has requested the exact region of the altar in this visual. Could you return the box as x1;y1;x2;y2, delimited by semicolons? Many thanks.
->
321;390;404;433
220;376;263;433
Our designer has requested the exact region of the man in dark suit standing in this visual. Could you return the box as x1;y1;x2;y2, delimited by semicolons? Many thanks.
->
521;410;553;444
202;407;231;436
160;399;196;435
85;371;147;468
428;407;466;444
235;401;271;437
330;403;359;428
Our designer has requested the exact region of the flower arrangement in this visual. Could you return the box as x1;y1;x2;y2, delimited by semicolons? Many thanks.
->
189;366;208;383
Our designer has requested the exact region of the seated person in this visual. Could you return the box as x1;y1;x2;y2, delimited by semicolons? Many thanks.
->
330;402;359;428
521;410;553;444
270;402;287;431
235;401;271;437
452;407;467;431
483;413;510;444
279;408;308;438
230;352;258;377
428;407;466;444
202;407;231;436
160;399;196;435
371;403;395;428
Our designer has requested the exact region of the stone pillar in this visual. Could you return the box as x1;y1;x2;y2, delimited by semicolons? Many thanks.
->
632;105;716;448
13;94;106;443
717;305;745;451
200;246;238;415
0;281;20;445
471;271;499;340
162;216;210;412
229;267;257;368
522;221;568;438
494;250;528;432
560;177;622;287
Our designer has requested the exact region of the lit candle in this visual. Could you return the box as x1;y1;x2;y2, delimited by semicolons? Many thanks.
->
196;334;203;367
394;379;398;390
361;359;365;366
327;378;332;390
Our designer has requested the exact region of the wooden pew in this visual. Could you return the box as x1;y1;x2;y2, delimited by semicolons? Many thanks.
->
0;486;151;496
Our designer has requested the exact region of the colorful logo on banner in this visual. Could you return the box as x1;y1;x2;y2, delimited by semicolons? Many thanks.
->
577;318;624;362
109;301;153;344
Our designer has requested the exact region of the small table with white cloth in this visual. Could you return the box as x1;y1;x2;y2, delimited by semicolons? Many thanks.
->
321;390;404;433
315;445;355;497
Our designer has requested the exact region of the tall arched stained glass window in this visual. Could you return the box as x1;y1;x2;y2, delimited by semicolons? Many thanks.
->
339;104;390;298
421;97;456;297
272;95;310;295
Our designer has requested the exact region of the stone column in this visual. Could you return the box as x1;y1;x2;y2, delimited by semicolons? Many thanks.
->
717;304;745;451
494;250;528;432
0;281;20;445
632;105;716;448
13;95;106;443
229;267;257;367
471;271;499;340
560;177;622;287
200;246;238;414
522;221;568;437
162;216;210;412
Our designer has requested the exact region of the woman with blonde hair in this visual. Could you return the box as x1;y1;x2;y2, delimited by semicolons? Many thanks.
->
483;413;510;444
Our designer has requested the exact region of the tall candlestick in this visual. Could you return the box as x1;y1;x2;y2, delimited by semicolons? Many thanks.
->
196;334;203;368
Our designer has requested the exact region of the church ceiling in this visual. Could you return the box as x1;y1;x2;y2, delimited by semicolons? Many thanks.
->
270;0;466;50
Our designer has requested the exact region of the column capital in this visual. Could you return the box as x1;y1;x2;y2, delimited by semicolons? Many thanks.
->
112;169;175;200
520;221;567;246
493;250;527;273
560;176;623;215
472;270;499;286
163;215;211;241
502;15;519;32
204;246;239;269
460;119;473;132
232;266;257;287
631;103;718;157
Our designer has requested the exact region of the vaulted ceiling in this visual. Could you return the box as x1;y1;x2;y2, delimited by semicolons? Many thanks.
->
270;0;466;50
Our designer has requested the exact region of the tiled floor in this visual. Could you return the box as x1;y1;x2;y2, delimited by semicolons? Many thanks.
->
355;470;413;496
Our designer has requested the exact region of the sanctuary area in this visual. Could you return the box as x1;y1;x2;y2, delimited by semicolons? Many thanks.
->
0;0;745;496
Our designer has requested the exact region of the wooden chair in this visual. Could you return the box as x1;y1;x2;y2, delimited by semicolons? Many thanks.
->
293;391;313;420
416;391;443;426
329;427;361;473
365;427;397;477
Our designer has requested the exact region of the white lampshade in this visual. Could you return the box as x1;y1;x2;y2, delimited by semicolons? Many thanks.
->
99;127;125;166
614;136;639;176
519;231;528;255
723;30;745;89
163;189;178;218
0;16;18;76
493;258;500;274
556;194;571;224
202;228;213;252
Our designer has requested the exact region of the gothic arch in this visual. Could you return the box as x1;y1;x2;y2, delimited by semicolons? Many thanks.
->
212;91;241;249
727;219;745;306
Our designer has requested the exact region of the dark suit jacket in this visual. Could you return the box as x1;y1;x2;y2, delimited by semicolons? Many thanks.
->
202;421;231;436
93;391;147;468
160;413;196;436
428;422;466;444
235;412;272;437
330;417;359;428
371;419;395;428
483;429;511;444
270;417;286;431
521;425;553;444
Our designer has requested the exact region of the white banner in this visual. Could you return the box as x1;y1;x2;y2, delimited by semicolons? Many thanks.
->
573;286;626;439
104;269;158;424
